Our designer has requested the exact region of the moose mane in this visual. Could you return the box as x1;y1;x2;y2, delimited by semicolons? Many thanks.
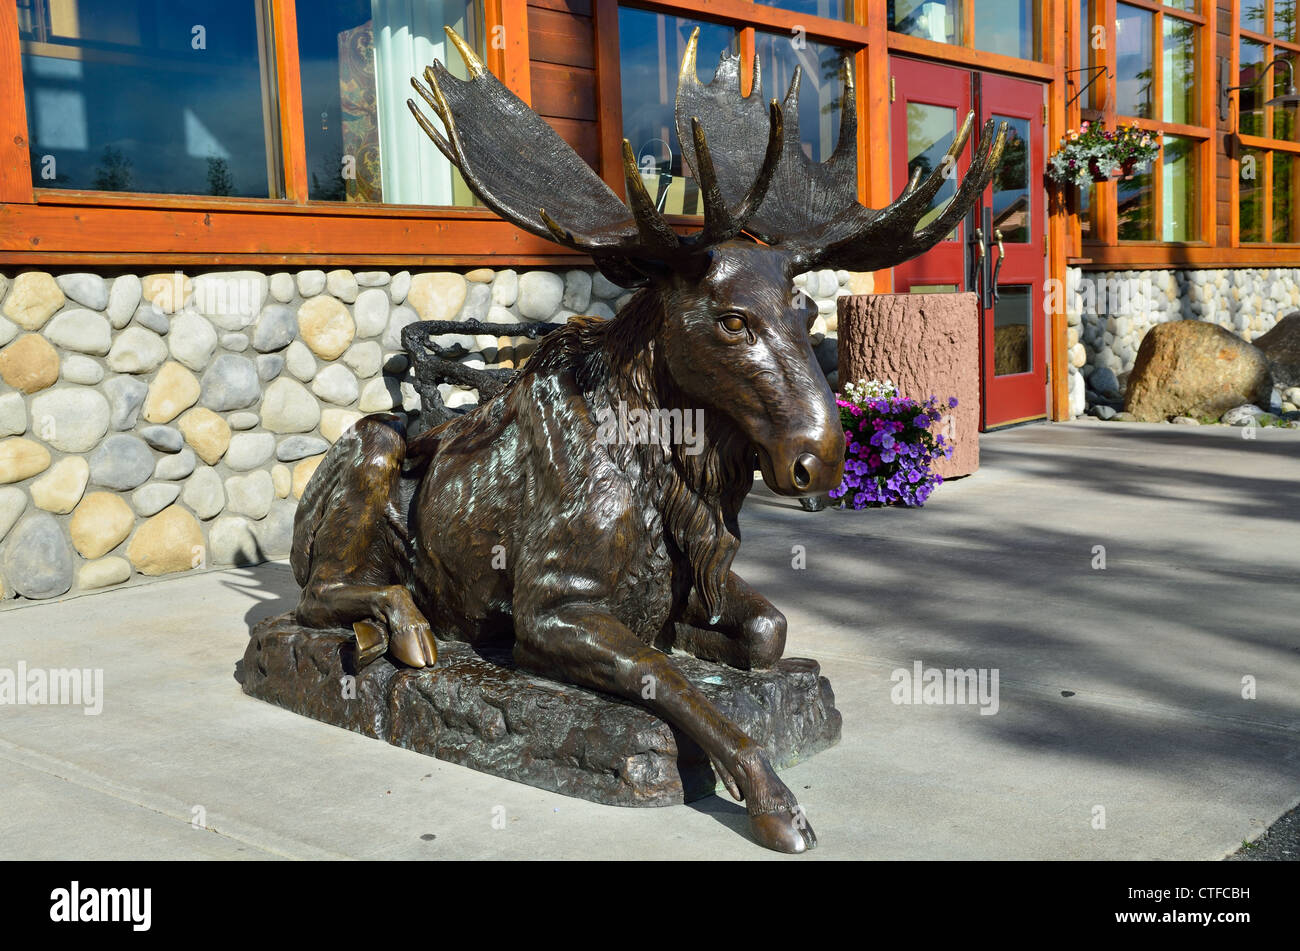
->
513;294;749;622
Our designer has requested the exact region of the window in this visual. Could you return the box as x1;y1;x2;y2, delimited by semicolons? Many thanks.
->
973;0;1041;61
297;0;485;204
16;0;278;197
889;0;961;45
1238;1;1300;243
888;0;1042;61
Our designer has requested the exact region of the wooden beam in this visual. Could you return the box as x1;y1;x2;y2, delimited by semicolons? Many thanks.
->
270;0;308;203
493;0;533;102
0;0;33;204
591;0;626;194
862;0;892;292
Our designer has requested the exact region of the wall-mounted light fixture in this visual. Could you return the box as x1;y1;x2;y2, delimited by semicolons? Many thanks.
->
1219;56;1300;125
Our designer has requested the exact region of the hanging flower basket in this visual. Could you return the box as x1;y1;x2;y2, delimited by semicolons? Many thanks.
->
1049;121;1158;189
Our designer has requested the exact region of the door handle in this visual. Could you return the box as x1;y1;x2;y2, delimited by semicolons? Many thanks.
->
969;227;985;298
990;229;1005;303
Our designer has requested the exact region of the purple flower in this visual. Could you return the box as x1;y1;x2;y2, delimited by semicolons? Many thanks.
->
948;396;959;408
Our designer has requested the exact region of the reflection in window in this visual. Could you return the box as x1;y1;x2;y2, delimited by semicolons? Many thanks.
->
1239;39;1266;137
17;0;275;196
751;31;844;162
1115;4;1153;119
1077;0;1094;109
1162;16;1195;125
751;0;850;21
888;0;961;45
1273;151;1297;242
1240;147;1264;242
618;9;736;217
1274;53;1297;141
1161;136;1196;241
1117;163;1154;240
993;286;1032;376
973;0;1041;61
1241;1;1265;32
905;103;957;236
991;116;1030;243
299;0;485;205
1278;0;1297;42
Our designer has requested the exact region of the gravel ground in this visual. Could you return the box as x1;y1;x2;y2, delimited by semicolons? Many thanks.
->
1228;802;1300;860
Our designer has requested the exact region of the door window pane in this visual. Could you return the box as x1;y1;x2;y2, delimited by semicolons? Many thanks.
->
1161;135;1197;241
992;286;1032;376
1273;151;1298;242
751;31;844;162
991;115;1030;243
618;9;737;217
905;103;958;236
1241;1;1266;32
1240;147;1265;242
1273;53;1297;141
973;0;1041;61
1117;163;1154;240
909;284;958;293
1276;0;1297;41
888;0;961;45
299;0;485;204
751;0;850;21
1239;39;1267;137
1115;4;1153;119
1162;16;1195;125
17;0;276;196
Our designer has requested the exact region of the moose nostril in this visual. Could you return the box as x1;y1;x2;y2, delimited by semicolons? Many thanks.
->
793;453;816;489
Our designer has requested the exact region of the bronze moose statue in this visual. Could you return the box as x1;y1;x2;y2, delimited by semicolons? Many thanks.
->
289;28;1004;853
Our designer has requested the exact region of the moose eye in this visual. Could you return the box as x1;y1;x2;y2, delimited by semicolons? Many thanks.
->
719;314;747;334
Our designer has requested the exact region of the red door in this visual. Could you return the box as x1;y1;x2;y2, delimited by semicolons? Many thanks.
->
890;58;1048;429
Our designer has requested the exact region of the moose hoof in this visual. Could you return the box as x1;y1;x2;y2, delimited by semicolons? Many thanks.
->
749;809;817;854
389;622;438;668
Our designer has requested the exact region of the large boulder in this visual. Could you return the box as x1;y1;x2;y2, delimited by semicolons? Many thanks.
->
1125;320;1272;422
1253;311;1300;388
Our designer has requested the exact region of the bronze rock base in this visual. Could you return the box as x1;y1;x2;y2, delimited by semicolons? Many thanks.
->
241;612;842;808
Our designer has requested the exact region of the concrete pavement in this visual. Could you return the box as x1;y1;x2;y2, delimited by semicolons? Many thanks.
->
2;419;1298;859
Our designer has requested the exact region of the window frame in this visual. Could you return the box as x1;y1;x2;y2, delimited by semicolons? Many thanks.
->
1234;0;1300;245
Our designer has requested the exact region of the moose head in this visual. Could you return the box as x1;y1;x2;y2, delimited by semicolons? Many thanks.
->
407;29;1006;499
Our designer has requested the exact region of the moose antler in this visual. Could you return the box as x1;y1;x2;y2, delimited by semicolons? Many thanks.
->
407;28;784;284
675;29;1007;272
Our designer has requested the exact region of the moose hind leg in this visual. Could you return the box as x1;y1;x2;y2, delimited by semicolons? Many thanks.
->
673;571;787;671
515;603;815;853
293;414;437;668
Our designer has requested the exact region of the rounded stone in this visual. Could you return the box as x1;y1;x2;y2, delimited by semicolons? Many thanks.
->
61;355;104;385
491;269;519;307
260;378;320;433
153;447;197;481
70;491;135;558
341;340;382;378
518;271;564;320
563;270;592;312
285;340;316;382
0;315;16;347
326;269;359;304
177;408;231;465
486;305;518;325
182;466;225;519
381;305;418;351
126;506;204;576
297;295;355;360
358;377;399;412
2;272;65;330
409;272;468;322
390;271;411;305
225;432;276;470
79;557;132;590
254;499;297;557
0;334;60;393
320;408;363;443
271;463;292;498
460;283;491;323
465;268;494;283
292;455;326;498
44;309;112;355
1;512;73;599
221;332;249;352
276;435;330;462
356;271;390;287
89;433;155;490
296;270;326;298
311;364;359;405
354;288;390;339
140;425;184;453
200;354;261;411
0;392;25;437
168;312;220;371
257;353;284;382
253;303;298;353
107;275;143;328
142;361;200;423
590;271;622;300
106;375;150;429
141;273;192;314
29;387;110;452
0;486;25;541
226;470;274;519
269;272;295;304
192;272;268;330
132;482;181;517
208;515;260;566
132;300;171;335
107;326;168;374
227;411;260;431
30;456;89;514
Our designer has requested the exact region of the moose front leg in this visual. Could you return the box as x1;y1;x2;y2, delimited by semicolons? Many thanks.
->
515;602;815;853
673;571;787;670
